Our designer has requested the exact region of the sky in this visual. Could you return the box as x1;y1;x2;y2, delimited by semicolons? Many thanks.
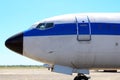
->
0;0;120;65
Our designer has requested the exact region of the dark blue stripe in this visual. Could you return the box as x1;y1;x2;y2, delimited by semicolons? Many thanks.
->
24;23;120;36
78;23;90;34
91;23;120;35
24;23;76;36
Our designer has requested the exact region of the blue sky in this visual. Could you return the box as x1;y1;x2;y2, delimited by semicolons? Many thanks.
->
0;0;120;65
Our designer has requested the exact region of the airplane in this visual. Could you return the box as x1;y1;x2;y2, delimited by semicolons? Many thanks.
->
5;13;120;80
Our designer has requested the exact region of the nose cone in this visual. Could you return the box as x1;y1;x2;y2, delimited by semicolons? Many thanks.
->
5;33;23;55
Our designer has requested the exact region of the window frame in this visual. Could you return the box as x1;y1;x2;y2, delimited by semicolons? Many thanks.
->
36;22;54;30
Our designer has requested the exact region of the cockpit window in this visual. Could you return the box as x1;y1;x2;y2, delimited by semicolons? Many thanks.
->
36;23;54;30
37;23;45;30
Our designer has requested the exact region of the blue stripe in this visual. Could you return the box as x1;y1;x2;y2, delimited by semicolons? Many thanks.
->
91;23;120;35
24;23;76;36
24;23;120;36
78;23;90;34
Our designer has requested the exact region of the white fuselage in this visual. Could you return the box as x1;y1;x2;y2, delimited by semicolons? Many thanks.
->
23;13;120;70
24;35;120;69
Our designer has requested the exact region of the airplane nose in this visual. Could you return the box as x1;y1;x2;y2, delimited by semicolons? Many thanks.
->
5;33;23;55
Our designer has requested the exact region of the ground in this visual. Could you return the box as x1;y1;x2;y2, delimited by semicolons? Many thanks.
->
0;67;120;80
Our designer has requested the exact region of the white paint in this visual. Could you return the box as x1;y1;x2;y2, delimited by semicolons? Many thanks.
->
23;35;120;69
33;13;120;25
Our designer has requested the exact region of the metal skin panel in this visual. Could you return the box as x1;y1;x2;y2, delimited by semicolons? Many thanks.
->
53;65;73;75
23;35;94;69
38;13;120;24
23;35;120;69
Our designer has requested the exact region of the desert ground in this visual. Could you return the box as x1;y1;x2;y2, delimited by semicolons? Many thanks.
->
0;67;120;80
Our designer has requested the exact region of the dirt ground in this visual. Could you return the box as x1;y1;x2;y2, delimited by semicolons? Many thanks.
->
0;68;120;80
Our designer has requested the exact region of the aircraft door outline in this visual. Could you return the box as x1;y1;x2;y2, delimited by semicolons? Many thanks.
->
75;16;91;41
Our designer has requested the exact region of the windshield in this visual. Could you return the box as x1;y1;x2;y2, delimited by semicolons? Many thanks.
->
36;23;54;30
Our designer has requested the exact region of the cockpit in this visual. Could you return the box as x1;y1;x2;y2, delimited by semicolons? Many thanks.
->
36;23;54;30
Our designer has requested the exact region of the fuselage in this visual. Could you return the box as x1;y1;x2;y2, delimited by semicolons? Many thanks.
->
5;13;120;71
